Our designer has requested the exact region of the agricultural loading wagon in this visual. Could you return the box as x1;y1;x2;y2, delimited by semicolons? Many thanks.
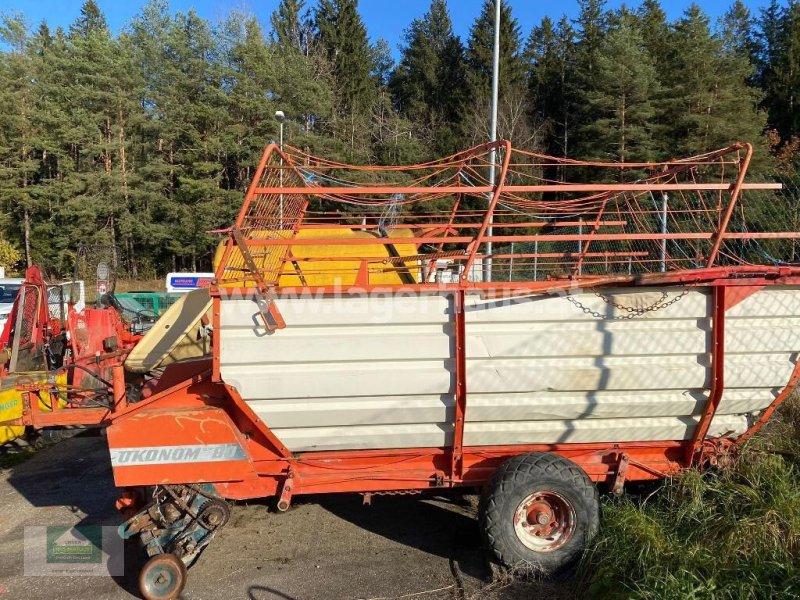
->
2;140;800;599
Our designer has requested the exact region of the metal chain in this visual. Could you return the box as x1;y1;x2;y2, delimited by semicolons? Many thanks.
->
565;289;689;320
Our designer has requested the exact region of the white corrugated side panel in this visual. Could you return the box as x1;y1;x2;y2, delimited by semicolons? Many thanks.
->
220;294;454;451
465;288;708;415
463;286;799;446
723;287;800;410
463;414;747;447
218;286;800;452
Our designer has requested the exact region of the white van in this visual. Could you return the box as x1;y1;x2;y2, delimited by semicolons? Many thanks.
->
165;272;214;294
0;279;85;332
0;278;23;331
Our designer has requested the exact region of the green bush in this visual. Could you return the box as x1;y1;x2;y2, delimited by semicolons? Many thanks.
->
578;399;800;600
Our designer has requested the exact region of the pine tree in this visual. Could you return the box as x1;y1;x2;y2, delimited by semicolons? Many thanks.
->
315;0;375;115
664;5;765;158
720;0;756;59
580;14;658;164
465;0;525;102
266;0;335;140
575;0;608;80
0;14;36;266
389;0;466;154
637;0;672;70
462;0;536;149
158;10;233;270
60;0;133;267
755;0;784;105
571;0;610;158
270;0;311;55
127;0;177;275
28;24;78;273
220;16;276;190
524;16;576;158
759;2;800;142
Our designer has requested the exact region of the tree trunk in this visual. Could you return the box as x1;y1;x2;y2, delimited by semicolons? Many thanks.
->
23;208;32;268
22;129;31;267
128;236;138;278
109;212;118;271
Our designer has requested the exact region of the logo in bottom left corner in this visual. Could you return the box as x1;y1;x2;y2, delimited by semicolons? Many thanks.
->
25;525;123;576
46;526;102;565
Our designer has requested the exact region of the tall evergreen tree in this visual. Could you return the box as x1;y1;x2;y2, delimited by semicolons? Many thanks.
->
0;14;36;266
664;4;765;158
270;0;311;56
720;0;756;59
389;0;465;154
525;16;576;158
127;0;178;275
575;0;608;79
637;0;672;70
571;0;610;157
268;0;334;137
759;1;800;142
314;0;375;115
580;15;658;164
462;0;537;149
58;0;141;268
220;16;276;192
465;0;525;101
159;10;234;270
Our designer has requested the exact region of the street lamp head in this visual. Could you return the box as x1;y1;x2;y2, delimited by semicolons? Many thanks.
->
275;110;286;122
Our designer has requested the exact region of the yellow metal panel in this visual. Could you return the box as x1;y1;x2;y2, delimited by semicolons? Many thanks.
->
0;372;67;445
214;228;420;287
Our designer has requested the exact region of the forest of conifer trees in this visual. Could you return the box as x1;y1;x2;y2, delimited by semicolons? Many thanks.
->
0;0;798;277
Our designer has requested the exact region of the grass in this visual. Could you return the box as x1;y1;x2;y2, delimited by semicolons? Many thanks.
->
577;395;800;599
114;278;163;293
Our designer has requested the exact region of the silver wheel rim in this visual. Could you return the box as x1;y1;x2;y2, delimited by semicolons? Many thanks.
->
513;490;577;552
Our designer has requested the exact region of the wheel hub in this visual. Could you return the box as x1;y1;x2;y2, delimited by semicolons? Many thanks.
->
198;499;231;530
513;491;576;552
139;553;187;600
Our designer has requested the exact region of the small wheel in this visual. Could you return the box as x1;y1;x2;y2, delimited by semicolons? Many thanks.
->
139;553;187;600
479;452;599;575
198;499;231;530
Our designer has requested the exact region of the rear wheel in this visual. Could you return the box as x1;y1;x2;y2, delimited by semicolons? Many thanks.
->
479;452;599;575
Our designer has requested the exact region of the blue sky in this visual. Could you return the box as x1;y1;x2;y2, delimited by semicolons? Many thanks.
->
0;0;775;58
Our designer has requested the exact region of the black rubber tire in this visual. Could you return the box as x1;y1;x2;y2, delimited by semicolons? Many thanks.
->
479;452;600;575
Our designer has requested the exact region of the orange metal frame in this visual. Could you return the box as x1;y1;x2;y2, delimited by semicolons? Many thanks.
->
84;269;798;501
11;276;800;501
8;140;800;503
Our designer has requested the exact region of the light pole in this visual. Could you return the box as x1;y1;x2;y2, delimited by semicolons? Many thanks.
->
275;110;285;228
486;0;501;283
275;110;285;147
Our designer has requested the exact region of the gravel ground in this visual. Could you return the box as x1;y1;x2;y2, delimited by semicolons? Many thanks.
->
0;435;573;600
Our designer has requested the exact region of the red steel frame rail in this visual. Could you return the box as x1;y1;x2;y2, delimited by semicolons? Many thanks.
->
251;183;779;195
687;285;726;464
450;290;467;481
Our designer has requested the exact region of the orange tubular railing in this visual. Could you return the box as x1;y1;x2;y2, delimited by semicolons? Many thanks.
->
213;140;794;293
